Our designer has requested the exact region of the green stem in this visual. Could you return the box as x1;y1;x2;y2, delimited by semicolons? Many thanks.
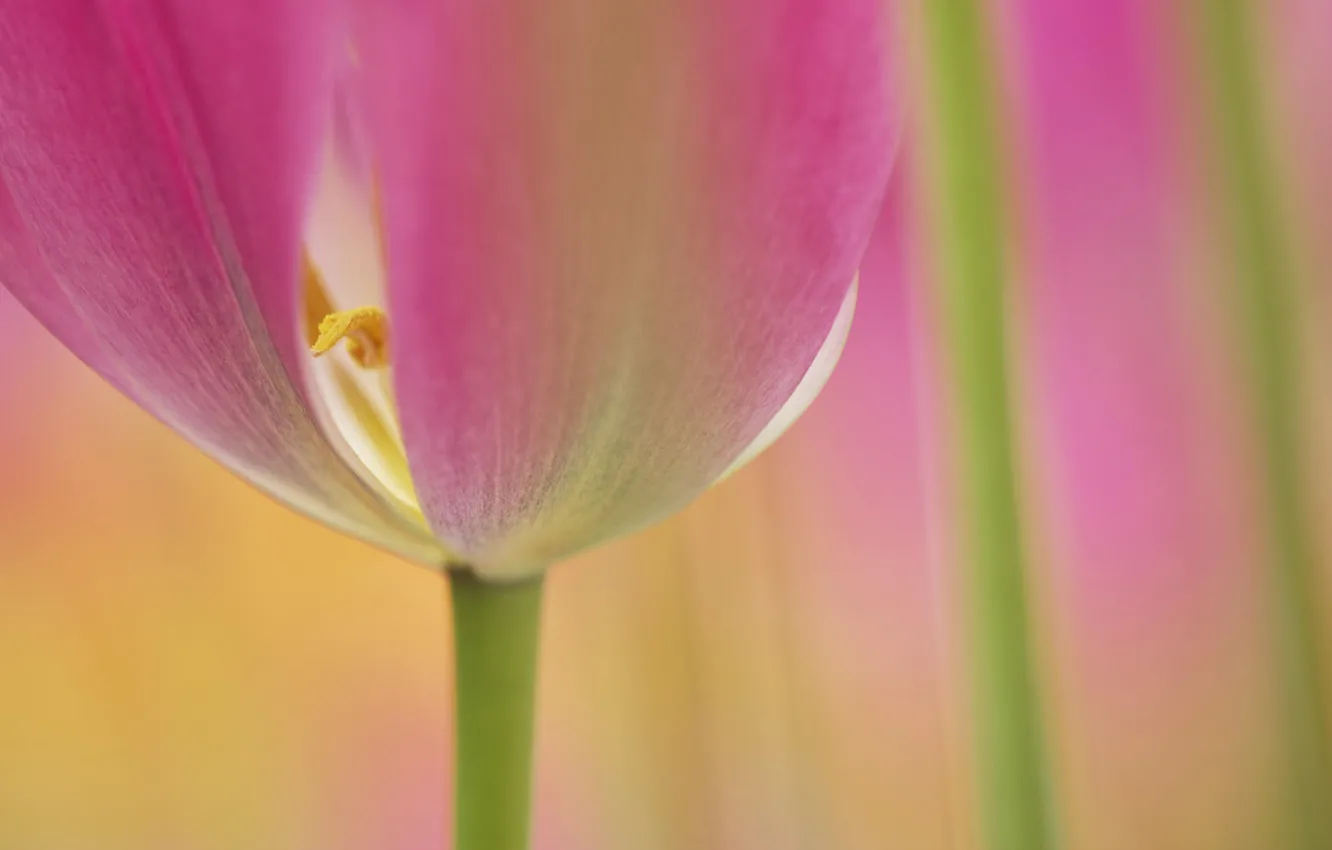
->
449;570;545;850
1194;2;1332;846
917;2;1057;849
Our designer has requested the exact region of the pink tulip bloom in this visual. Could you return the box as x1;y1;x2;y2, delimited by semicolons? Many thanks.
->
0;0;896;579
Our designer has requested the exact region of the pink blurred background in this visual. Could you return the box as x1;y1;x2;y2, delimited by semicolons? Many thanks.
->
1;2;1329;848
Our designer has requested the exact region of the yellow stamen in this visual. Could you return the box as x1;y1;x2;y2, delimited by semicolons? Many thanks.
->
304;256;390;369
311;306;390;369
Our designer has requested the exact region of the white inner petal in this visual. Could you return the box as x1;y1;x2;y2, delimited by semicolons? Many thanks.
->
309;351;420;510
719;278;858;480
306;135;389;314
301;142;424;525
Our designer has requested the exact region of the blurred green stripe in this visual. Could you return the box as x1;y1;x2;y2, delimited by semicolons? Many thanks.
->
915;1;1058;849
1194;1;1332;847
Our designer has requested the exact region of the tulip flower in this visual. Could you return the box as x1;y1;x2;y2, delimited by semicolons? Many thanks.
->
0;0;892;582
0;1;897;848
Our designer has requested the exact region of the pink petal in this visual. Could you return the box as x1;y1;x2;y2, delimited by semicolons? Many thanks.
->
351;0;898;576
0;0;438;558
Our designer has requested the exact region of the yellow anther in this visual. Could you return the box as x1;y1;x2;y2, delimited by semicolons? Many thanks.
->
311;306;390;369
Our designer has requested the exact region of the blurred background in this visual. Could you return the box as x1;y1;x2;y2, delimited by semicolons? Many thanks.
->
1;1;1330;848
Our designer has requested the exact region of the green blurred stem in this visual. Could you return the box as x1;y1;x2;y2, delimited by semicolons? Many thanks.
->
450;571;545;850
917;1;1057;849
1195;1;1332;846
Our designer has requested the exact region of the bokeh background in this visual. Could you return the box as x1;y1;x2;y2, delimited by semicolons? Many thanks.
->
2;1;1331;848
